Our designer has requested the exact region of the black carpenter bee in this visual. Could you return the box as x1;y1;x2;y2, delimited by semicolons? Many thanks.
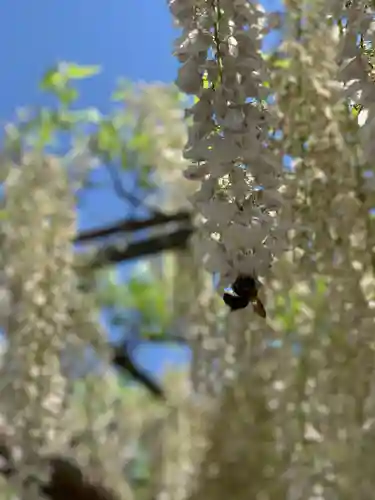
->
223;274;266;318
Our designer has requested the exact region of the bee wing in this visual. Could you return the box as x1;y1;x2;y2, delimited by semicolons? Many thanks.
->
252;298;267;318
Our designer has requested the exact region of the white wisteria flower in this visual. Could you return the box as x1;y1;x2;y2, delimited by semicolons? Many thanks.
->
168;0;285;289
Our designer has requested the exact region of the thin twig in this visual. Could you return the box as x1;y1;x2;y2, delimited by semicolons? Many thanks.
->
106;162;157;212
113;345;166;400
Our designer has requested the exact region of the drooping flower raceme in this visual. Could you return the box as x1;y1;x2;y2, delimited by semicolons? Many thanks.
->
2;153;75;498
336;1;375;165
168;0;285;289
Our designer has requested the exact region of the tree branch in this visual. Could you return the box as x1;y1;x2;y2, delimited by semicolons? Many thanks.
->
88;228;193;268
105;162;160;216
74;212;194;395
75;211;192;244
113;344;166;400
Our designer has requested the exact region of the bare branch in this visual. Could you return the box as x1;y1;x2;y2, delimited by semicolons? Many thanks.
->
106;162;154;212
75;211;192;244
88;228;193;268
113;344;166;400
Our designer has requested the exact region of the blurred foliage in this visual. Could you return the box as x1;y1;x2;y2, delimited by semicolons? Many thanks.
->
4;62;157;191
2;62;189;349
96;267;173;341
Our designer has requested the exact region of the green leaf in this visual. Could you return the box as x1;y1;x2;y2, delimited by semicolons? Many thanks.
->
40;62;101;97
58;86;79;107
83;107;103;123
51;110;75;131
68;108;102;124
351;105;363;119
128;132;151;153
34;109;57;146
138;166;154;189
202;71;210;89
40;67;67;92
97;120;121;156
60;62;101;80
273;58;291;69
315;276;328;296
111;78;133;101
0;210;8;221
111;88;128;102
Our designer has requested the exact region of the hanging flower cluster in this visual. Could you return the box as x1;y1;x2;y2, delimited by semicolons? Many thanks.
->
168;0;285;290
1;153;76;498
123;83;194;211
336;1;375;164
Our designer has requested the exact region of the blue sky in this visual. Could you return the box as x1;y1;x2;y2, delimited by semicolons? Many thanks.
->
0;1;281;381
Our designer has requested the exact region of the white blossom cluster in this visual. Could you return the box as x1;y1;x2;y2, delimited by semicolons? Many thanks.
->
1;154;75;497
123;83;194;211
168;0;285;288
335;1;375;164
